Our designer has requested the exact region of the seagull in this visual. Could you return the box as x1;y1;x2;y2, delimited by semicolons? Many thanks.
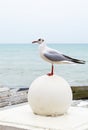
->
32;38;85;76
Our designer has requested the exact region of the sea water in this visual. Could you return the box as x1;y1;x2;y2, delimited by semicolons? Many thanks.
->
0;43;87;88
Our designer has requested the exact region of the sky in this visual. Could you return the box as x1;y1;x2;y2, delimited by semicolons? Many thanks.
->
0;0;88;43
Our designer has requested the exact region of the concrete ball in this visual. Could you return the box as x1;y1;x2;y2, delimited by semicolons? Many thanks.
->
28;75;72;116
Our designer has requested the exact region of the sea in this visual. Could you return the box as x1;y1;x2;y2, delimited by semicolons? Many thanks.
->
0;43;87;88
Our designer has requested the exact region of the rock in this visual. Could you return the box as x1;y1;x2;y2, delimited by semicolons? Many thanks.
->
0;87;10;107
10;89;28;105
71;86;88;100
28;75;72;116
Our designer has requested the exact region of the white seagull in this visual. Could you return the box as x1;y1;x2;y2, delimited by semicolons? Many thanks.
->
32;38;85;76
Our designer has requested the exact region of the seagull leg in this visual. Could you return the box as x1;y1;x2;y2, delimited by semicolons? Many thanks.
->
47;64;54;76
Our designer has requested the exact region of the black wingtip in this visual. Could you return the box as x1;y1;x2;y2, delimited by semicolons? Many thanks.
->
79;60;86;64
73;59;86;64
63;54;86;64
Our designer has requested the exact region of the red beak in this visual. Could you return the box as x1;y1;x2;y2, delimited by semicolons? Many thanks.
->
32;41;38;43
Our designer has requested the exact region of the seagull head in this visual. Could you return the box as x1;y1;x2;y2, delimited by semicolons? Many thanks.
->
32;38;44;44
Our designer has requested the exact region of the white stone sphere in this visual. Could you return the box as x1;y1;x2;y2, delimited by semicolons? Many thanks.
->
28;75;72;116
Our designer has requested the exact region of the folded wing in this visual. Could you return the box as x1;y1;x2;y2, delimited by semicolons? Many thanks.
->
44;50;85;64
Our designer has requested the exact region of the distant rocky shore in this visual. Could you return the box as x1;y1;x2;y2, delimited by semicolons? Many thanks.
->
0;86;88;108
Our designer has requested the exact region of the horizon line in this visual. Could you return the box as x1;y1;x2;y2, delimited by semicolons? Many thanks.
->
0;42;88;44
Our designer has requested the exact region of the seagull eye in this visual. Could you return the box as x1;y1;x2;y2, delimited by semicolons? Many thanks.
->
38;39;41;41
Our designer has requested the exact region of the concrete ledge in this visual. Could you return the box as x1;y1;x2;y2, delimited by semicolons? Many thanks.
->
0;103;88;130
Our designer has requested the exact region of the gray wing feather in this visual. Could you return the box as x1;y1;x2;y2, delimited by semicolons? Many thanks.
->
44;51;68;61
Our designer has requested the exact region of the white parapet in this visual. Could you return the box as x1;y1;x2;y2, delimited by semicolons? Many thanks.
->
0;103;88;130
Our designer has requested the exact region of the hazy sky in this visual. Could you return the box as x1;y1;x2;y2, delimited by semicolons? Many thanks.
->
0;0;88;43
